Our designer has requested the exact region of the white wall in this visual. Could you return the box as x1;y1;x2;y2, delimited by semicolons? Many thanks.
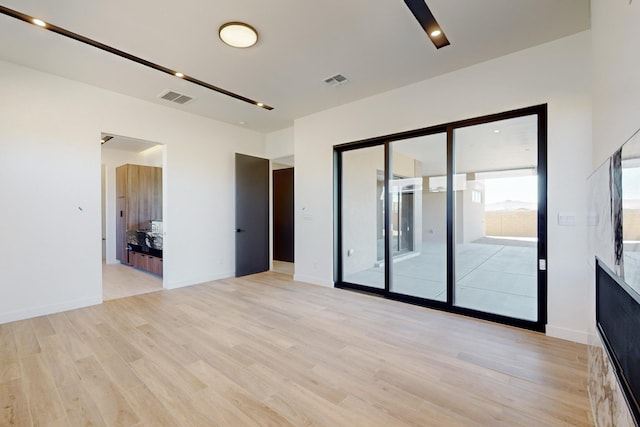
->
101;146;163;264
0;60;263;323
265;127;294;160
592;0;640;167
294;31;592;343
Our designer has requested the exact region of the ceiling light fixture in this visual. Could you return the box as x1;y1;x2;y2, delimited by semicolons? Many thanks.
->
256;102;264;107
219;22;258;48
404;0;450;49
175;72;184;78
0;5;274;110
32;18;46;27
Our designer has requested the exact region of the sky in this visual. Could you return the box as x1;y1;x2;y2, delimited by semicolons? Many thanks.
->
483;175;537;205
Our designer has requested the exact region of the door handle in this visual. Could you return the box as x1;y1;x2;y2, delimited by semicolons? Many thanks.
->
236;228;245;232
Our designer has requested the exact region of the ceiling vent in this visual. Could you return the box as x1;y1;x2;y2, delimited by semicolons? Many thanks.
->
324;74;348;87
159;90;194;105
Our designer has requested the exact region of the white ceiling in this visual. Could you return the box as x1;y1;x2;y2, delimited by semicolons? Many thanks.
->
0;0;590;133
101;134;160;153
394;115;537;175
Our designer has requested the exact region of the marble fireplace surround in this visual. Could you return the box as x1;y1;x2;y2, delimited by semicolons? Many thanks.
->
588;335;636;427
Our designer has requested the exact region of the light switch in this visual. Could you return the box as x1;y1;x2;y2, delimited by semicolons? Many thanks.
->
558;212;576;226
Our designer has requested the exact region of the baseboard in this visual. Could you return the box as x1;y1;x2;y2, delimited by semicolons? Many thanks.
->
293;274;334;287
0;296;102;325
164;271;234;290
546;324;589;344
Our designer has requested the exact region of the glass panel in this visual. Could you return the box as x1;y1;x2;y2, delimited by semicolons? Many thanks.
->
622;132;640;293
390;134;447;301
453;115;538;320
342;145;385;288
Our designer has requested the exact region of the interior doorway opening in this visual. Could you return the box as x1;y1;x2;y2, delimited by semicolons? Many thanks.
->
272;155;295;276
100;133;165;300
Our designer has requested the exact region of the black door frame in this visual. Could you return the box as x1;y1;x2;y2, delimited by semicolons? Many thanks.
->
334;104;548;332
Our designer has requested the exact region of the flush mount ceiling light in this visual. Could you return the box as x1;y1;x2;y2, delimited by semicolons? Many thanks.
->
404;0;450;49
219;22;258;48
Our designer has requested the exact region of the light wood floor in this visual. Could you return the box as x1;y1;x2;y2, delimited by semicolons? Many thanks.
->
1;272;593;426
271;260;294;275
102;261;162;301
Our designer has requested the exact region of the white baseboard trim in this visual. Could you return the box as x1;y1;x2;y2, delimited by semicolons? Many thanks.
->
165;271;234;290
0;296;102;325
293;274;334;287
546;324;589;344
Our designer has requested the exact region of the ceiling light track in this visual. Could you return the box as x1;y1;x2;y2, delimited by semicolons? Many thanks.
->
404;0;450;49
0;5;273;110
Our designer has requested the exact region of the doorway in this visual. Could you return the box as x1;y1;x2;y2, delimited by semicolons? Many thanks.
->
272;156;295;275
100;134;165;300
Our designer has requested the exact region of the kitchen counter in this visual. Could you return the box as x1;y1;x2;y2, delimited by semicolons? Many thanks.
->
127;230;163;251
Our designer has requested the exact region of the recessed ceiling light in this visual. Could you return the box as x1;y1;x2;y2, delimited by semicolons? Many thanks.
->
175;72;184;78
219;22;258;48
32;18;46;27
404;0;450;49
494;129;501;134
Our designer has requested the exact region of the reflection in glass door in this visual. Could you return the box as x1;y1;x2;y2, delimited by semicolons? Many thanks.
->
341;145;385;289
453;115;539;321
389;134;447;301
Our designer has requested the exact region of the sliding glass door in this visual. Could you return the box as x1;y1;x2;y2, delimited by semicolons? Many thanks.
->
340;145;385;289
335;105;547;331
389;134;447;301
453;115;539;321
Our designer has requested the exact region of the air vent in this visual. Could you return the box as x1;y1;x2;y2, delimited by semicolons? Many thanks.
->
324;74;348;87
159;90;194;105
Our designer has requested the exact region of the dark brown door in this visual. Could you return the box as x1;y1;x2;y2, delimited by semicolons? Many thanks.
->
235;154;269;276
273;168;294;262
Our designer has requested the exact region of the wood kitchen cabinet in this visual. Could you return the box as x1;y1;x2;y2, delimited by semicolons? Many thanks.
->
115;164;162;272
116;164;162;231
128;251;163;276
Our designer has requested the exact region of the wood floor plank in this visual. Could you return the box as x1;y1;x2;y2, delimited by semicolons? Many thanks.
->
38;335;81;389
0;271;593;426
58;381;108;427
0;379;32;426
74;356;139;427
12;320;41;357
128;358;218;427
20;354;67;426
121;385;180;427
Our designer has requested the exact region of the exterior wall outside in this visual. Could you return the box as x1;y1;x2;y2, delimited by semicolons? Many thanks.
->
485;211;536;237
